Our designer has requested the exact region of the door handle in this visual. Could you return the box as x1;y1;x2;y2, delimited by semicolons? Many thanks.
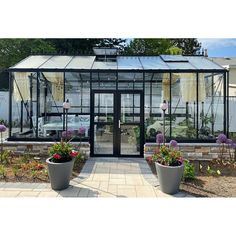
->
118;120;121;129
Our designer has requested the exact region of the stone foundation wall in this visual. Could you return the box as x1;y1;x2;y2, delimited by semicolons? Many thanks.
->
144;143;235;161
2;141;90;159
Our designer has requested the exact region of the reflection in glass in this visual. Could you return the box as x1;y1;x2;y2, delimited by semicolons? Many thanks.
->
94;93;114;122
94;124;113;154
121;125;140;155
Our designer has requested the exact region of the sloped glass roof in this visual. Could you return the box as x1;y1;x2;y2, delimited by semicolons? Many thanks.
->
9;55;226;71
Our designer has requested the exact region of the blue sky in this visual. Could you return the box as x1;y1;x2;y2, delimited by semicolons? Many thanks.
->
199;38;236;57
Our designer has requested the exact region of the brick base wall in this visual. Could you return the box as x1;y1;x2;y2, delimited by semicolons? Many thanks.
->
144;143;235;161
2;141;90;159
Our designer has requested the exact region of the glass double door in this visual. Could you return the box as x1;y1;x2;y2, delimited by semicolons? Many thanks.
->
91;90;144;157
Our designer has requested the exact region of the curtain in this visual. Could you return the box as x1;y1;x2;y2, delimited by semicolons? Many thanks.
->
180;73;206;103
43;72;64;102
13;72;31;101
162;73;179;101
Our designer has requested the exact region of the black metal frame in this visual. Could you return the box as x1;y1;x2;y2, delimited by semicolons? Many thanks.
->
8;68;228;148
90;90;144;157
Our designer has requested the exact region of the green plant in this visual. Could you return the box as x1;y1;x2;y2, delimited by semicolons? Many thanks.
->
12;164;20;177
152;138;183;166
0;164;6;178
30;170;37;179
183;160;195;180
0;150;11;165
49;139;81;163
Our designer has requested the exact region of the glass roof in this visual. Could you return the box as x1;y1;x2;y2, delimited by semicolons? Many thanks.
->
66;56;95;69
9;55;226;71
39;56;73;69
117;57;143;70
139;56;170;70
160;55;189;62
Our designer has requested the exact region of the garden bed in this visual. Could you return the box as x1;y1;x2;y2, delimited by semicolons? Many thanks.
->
147;159;236;197
0;152;86;183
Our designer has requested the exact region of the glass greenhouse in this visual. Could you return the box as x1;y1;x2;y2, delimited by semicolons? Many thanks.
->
8;51;229;157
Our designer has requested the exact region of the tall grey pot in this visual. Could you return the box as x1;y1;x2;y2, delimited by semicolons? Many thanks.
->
155;162;184;194
46;158;75;190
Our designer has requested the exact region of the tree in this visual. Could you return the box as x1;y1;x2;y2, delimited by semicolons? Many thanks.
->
46;38;127;54
0;39;56;68
97;38;127;52
123;38;182;55
170;38;201;55
46;39;100;54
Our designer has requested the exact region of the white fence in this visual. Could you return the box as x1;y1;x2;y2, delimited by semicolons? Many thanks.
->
0;91;9;123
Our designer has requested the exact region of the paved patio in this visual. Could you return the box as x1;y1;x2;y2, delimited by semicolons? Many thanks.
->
0;158;193;197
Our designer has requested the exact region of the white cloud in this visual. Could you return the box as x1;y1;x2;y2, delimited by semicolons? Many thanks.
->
199;38;236;49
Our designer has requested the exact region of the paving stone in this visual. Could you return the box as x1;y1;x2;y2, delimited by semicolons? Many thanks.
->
38;191;59;197
109;178;126;185
17;191;40;197
59;186;81;197
117;188;137;198
110;174;125;179
0;191;20;197
77;188;90;197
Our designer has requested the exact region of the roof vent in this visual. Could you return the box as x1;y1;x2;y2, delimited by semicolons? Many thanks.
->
93;47;118;62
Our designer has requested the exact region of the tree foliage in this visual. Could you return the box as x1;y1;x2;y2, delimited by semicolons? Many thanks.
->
170;38;201;55
0;39;56;69
123;38;182;55
123;38;201;55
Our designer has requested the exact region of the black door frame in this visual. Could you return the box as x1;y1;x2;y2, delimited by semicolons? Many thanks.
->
90;90;144;157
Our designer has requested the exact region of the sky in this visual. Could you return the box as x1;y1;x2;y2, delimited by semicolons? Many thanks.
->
199;38;236;57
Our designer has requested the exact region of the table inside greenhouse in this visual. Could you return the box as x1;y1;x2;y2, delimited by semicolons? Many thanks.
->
43;121;89;137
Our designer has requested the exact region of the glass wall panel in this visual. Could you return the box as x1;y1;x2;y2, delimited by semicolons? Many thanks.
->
11;72;37;138
118;72;143;90
171;73;197;139
198;73;224;138
144;73;170;141
91;72;117;90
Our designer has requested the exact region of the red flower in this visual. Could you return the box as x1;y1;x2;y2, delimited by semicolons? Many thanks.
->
53;153;61;159
69;150;79;158
146;156;153;163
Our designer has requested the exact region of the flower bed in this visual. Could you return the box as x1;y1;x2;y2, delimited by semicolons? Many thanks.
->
0;151;86;183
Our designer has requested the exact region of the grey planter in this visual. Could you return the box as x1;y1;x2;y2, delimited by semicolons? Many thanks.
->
155;162;184;194
46;157;75;190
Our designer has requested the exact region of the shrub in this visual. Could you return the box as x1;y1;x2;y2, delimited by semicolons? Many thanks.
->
183;160;195;180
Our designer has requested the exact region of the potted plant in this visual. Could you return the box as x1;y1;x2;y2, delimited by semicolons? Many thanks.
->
47;131;81;190
153;134;184;194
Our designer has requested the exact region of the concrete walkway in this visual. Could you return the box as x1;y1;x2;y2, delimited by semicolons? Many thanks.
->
0;158;193;197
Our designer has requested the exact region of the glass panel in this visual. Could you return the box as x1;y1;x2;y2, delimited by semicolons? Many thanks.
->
94;93;114;122
94;124;113;154
11;72;37;138
144;73;170;141
120;93;140;123
198;73;224;139
121;125;140;155
171;73;197;139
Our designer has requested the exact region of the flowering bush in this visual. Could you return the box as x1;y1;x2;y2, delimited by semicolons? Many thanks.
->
49;139;81;163
152;140;183;166
216;133;236;161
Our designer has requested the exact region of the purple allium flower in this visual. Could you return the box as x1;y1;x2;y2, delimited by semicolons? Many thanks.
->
226;139;233;145
78;127;86;135
169;140;178;148
0;125;7;132
62;129;74;139
216;134;227;144
231;143;236;149
156;133;164;144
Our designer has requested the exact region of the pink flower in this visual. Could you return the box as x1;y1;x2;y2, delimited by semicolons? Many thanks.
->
53;153;61;159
